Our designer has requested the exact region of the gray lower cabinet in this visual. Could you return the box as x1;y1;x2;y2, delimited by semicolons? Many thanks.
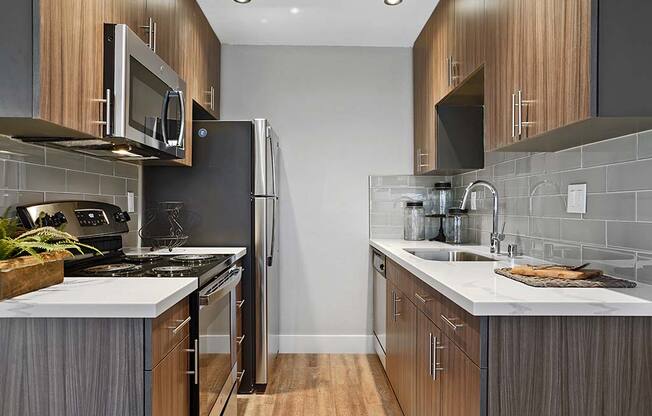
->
382;256;652;416
0;298;191;416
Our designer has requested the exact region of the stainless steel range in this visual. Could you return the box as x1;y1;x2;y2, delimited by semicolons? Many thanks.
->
15;200;242;416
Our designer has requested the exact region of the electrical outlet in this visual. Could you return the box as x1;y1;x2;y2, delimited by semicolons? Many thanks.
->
127;192;135;213
567;184;587;214
471;191;477;210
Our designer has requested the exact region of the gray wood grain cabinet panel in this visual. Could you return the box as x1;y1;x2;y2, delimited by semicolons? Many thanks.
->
0;318;145;416
488;316;652;416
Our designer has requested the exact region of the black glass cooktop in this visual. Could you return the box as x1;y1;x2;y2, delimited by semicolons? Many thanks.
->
65;252;234;285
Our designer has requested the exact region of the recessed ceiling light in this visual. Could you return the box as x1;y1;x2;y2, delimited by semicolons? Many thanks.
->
234;0;251;3
384;0;403;5
261;18;268;23
290;7;300;14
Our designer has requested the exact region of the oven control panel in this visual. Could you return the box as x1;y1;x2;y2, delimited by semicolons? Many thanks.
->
74;209;109;227
15;200;130;238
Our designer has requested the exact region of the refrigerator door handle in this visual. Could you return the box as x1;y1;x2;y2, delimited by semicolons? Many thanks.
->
268;132;278;197
267;197;276;267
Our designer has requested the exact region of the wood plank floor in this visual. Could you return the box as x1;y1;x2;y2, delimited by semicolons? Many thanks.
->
238;354;403;416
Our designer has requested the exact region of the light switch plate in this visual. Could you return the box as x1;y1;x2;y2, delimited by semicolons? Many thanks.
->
471;191;477;210
567;184;587;214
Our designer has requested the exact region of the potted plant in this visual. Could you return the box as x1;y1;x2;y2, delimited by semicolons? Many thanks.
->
0;217;100;300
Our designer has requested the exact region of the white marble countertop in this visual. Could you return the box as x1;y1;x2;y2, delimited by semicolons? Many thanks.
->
0;246;247;319
370;239;652;316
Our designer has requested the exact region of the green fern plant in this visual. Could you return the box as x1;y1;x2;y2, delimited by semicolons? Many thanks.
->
0;217;101;262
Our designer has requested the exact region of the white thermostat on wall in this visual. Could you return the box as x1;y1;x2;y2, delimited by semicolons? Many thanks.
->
567;183;587;214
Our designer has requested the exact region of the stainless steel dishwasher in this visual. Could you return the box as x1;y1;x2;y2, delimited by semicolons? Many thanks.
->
372;249;386;368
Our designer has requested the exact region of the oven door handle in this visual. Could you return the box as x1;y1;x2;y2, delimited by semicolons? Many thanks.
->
199;267;243;306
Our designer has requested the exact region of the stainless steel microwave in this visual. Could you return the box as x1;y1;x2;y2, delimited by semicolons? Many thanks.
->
103;23;186;160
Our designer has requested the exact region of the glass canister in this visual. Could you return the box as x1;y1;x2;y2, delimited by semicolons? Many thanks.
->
404;201;426;241
445;208;469;244
432;182;453;216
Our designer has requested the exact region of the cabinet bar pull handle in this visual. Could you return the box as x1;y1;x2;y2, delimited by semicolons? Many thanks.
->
440;314;464;331
517;90;523;137
392;291;401;321
236;299;245;309
185;338;199;385
236;335;245;346
447;56;452;86
140;17;154;50
428;332;433;377
92;89;112;136
152;21;158;53
170;316;191;335
511;92;516;138
433;336;444;380
414;292;432;304
237;370;246;384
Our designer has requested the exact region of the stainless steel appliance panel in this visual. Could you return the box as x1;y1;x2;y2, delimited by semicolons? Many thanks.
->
253;119;278;197
254;196;279;384
372;250;386;368
198;267;241;416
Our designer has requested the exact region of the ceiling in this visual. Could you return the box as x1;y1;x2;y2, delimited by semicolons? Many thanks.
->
196;0;439;47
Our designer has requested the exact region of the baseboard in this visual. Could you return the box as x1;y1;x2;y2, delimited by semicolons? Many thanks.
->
278;334;375;354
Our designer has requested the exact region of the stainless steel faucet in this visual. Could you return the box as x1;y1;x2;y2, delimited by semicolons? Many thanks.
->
460;180;505;254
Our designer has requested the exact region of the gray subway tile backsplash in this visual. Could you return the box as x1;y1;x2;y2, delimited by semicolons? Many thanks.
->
0;135;140;246
559;219;606;245
100;176;127;196
442;128;652;282
582;246;636;281
607;159;652;192
582;134;637;167
19;164;66;192
66;170;100;194
45;147;85;171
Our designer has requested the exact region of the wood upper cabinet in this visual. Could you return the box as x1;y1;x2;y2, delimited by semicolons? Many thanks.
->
413;12;434;175
454;0;485;83
104;0;148;43
484;0;521;151
386;281;416;416
38;0;105;138
416;312;443;416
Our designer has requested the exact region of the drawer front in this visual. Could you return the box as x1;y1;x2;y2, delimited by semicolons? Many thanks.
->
412;276;442;323
387;259;414;303
439;296;481;366
152;298;190;367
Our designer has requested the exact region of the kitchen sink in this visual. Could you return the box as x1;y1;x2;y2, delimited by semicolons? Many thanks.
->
405;249;496;262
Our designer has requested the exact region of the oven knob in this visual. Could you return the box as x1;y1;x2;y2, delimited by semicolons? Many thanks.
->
37;214;53;227
52;212;67;227
114;211;131;223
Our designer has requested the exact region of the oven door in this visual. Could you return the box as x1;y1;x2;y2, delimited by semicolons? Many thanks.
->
109;24;185;159
197;267;242;416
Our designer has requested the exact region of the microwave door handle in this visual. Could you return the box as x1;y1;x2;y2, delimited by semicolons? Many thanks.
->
161;90;171;147
177;90;185;149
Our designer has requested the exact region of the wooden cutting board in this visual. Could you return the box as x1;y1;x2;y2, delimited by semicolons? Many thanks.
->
510;265;602;280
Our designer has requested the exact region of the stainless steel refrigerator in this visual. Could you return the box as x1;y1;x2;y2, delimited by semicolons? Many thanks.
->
143;119;280;392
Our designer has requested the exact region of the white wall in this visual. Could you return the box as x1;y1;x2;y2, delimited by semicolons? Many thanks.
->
221;45;412;352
